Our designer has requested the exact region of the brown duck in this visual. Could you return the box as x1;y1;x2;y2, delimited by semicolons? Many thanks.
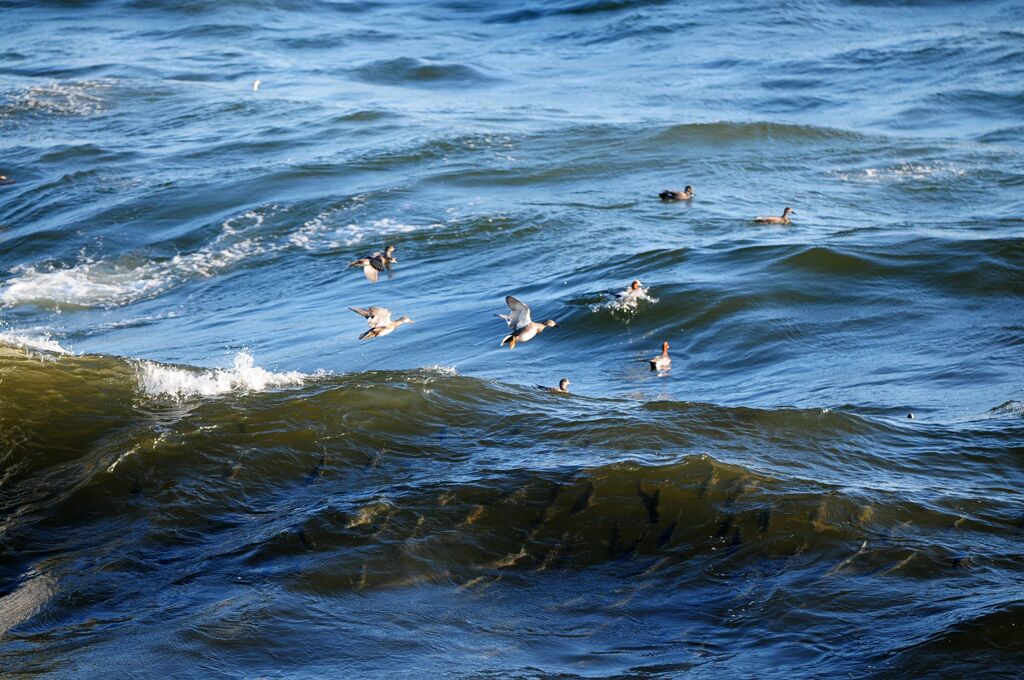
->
498;296;557;350
753;207;794;225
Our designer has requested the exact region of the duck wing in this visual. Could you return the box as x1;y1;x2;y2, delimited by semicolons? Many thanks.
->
367;306;392;327
505;296;532;329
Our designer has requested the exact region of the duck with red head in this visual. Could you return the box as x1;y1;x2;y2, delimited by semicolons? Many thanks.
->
618;279;645;300
649;341;671;371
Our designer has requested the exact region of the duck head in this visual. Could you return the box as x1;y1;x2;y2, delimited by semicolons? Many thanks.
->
684;185;694;195
631;280;642;291
783;207;794;217
559;378;571;391
543;319;558;328
384;244;397;261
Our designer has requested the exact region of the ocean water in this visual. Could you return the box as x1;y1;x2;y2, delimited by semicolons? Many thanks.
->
1;0;1023;676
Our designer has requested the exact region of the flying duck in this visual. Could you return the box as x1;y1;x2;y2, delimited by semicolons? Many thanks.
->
348;245;396;282
498;296;558;350
349;305;413;339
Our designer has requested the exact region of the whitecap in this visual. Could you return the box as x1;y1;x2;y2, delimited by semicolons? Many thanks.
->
1;210;269;309
3;79;113;117
0;330;71;355
832;162;967;184
589;284;659;316
135;351;307;400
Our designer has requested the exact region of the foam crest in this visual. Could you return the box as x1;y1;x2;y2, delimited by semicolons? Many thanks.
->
590;284;659;316
0;330;71;355
135;351;307;400
290;214;434;250
832;162;967;184
1;261;169;308
1;211;269;309
3;80;112;117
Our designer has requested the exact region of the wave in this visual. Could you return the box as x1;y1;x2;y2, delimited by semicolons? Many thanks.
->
135;351;310;400
652;120;868;144
0;330;71;355
351;57;498;88
588;283;659;317
0;209;270;308
831;161;968;184
2;202;439;308
0;79;113;119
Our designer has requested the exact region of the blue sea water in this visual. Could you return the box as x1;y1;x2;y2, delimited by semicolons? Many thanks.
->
1;1;1023;677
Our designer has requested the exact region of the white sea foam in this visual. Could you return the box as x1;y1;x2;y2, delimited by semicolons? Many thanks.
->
419;365;458;376
0;330;71;355
590;284;659;315
135;351;307;400
1;211;269;309
832;162;967;184
4;79;112;117
290;214;436;250
0;571;57;636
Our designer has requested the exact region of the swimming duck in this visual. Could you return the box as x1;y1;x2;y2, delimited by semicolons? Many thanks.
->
753;207;794;225
498;296;558;350
649;341;671;371
348;245;396;283
619;280;644;299
0;175;13;185
349;305;413;339
659;185;694;201
536;378;571;393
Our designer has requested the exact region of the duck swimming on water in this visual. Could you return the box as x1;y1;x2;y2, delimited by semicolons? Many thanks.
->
754;207;794;225
619;280;644;299
349;305;413;339
659;185;694;201
649;341;671;371
537;378;571;393
498;296;558;350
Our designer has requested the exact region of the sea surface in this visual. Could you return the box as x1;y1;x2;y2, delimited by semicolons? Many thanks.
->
2;0;1023;677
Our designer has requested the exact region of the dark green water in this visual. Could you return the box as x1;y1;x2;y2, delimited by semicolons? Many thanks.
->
1;0;1023;676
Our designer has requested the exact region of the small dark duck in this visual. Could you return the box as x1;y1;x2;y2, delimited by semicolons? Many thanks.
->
348;245;397;283
537;378;571;393
659;185;694;201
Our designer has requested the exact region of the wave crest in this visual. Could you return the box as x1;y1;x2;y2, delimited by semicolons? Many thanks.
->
135;351;308;400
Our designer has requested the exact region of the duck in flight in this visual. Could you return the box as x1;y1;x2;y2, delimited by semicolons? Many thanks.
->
498;296;558;350
349;305;413;339
659;185;694;201
348;245;397;282
753;207;794;225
